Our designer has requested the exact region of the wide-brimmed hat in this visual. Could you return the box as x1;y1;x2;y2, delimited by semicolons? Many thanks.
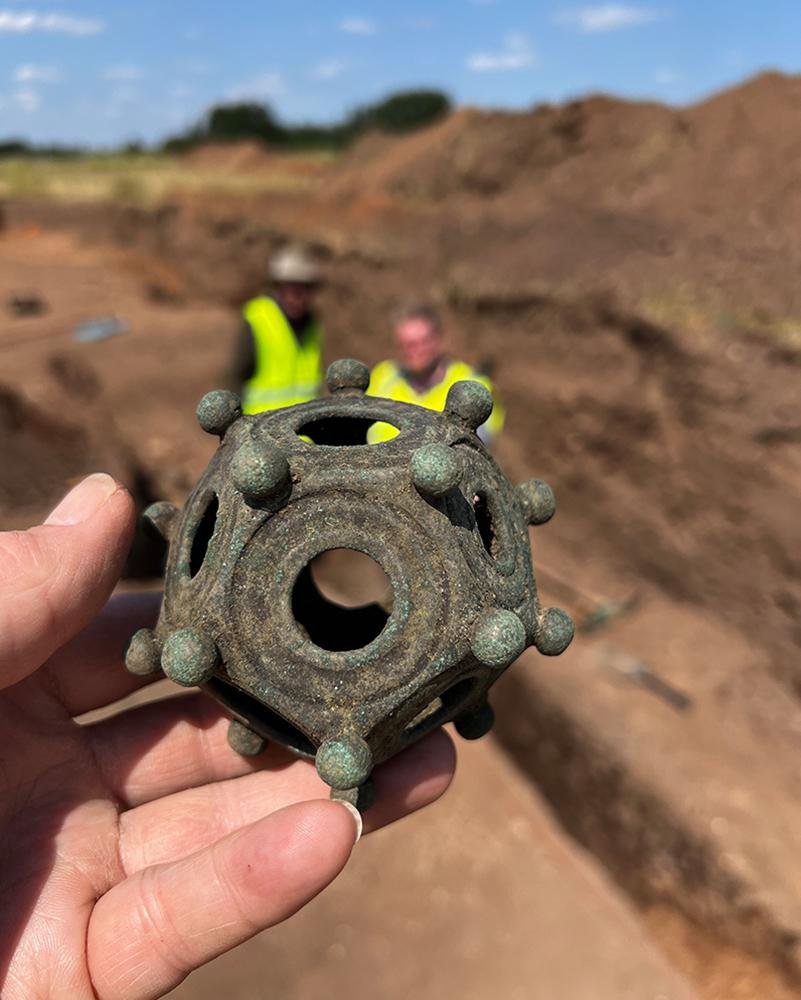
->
269;246;320;285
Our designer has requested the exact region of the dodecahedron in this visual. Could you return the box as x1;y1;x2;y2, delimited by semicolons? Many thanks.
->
125;358;574;808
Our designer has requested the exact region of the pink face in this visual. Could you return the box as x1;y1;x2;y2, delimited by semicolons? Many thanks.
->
276;282;315;321
394;316;443;376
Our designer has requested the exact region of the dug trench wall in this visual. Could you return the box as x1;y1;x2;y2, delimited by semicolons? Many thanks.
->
2;183;800;997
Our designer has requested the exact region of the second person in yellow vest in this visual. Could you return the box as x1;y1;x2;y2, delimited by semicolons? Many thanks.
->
233;246;324;414
367;302;504;444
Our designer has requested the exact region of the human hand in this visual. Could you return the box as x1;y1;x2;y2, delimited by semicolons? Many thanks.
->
0;475;455;999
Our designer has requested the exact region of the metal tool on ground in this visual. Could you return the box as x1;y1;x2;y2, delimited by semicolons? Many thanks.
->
604;652;692;712
534;561;641;634
73;315;128;343
579;593;641;633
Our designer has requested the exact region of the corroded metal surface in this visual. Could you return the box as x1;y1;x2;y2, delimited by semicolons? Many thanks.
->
126;358;574;808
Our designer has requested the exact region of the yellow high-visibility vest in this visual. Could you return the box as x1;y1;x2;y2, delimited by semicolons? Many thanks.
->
241;296;323;414
366;359;505;443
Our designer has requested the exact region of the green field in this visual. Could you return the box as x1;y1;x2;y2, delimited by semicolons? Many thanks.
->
0;151;334;204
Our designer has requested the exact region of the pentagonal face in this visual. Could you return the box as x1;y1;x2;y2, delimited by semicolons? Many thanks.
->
156;390;541;766
445;439;539;635
160;459;238;629
226;491;460;731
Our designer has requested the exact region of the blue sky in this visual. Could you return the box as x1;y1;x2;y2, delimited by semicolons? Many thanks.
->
0;1;799;146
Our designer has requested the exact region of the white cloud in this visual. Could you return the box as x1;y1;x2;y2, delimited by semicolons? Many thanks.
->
467;32;535;72
556;5;663;32
105;64;144;81
0;10;103;35
14;63;60;83
310;59;346;81
339;16;376;35
14;87;41;112
227;71;285;101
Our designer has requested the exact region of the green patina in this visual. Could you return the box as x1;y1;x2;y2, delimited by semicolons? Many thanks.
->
410;442;462;498
124;357;574;811
161;626;221;686
471;609;527;669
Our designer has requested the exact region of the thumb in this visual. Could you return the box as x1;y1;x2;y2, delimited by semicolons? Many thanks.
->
0;474;135;691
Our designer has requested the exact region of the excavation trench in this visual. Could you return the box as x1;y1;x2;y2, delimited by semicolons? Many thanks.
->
4;194;801;999
491;673;801;1000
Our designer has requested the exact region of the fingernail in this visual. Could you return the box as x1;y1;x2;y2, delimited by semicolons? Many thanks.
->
45;473;119;526
338;800;363;844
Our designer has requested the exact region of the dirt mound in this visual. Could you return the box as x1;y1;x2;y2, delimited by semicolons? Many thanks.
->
663;70;801;224
327;71;801;226
323;71;801;328
325;94;682;201
182;141;327;179
181;140;279;172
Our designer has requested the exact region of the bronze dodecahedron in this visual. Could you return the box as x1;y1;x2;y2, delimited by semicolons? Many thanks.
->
125;359;574;808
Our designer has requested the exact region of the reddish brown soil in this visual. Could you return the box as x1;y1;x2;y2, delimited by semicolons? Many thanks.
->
182;140;329;177
328;70;801;322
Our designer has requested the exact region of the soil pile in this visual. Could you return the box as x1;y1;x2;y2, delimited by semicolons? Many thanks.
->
329;70;801;210
182;141;278;172
326;96;681;201
326;71;801;315
181;141;328;179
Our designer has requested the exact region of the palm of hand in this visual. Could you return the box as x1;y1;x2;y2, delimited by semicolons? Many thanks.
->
0;477;453;1000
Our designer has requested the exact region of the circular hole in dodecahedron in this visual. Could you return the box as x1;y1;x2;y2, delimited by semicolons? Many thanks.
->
291;548;393;651
296;415;400;446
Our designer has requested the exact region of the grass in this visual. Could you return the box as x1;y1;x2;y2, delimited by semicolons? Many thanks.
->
641;289;801;362
742;314;801;362
0;150;335;204
639;285;716;337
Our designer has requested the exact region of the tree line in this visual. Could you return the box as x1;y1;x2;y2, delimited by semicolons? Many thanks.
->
0;89;452;158
163;88;451;152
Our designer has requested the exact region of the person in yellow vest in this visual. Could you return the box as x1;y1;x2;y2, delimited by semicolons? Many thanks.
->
367;303;504;444
233;246;324;414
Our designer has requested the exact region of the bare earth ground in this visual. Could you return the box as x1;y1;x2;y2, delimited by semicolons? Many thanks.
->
169;738;696;1000
1;72;801;999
